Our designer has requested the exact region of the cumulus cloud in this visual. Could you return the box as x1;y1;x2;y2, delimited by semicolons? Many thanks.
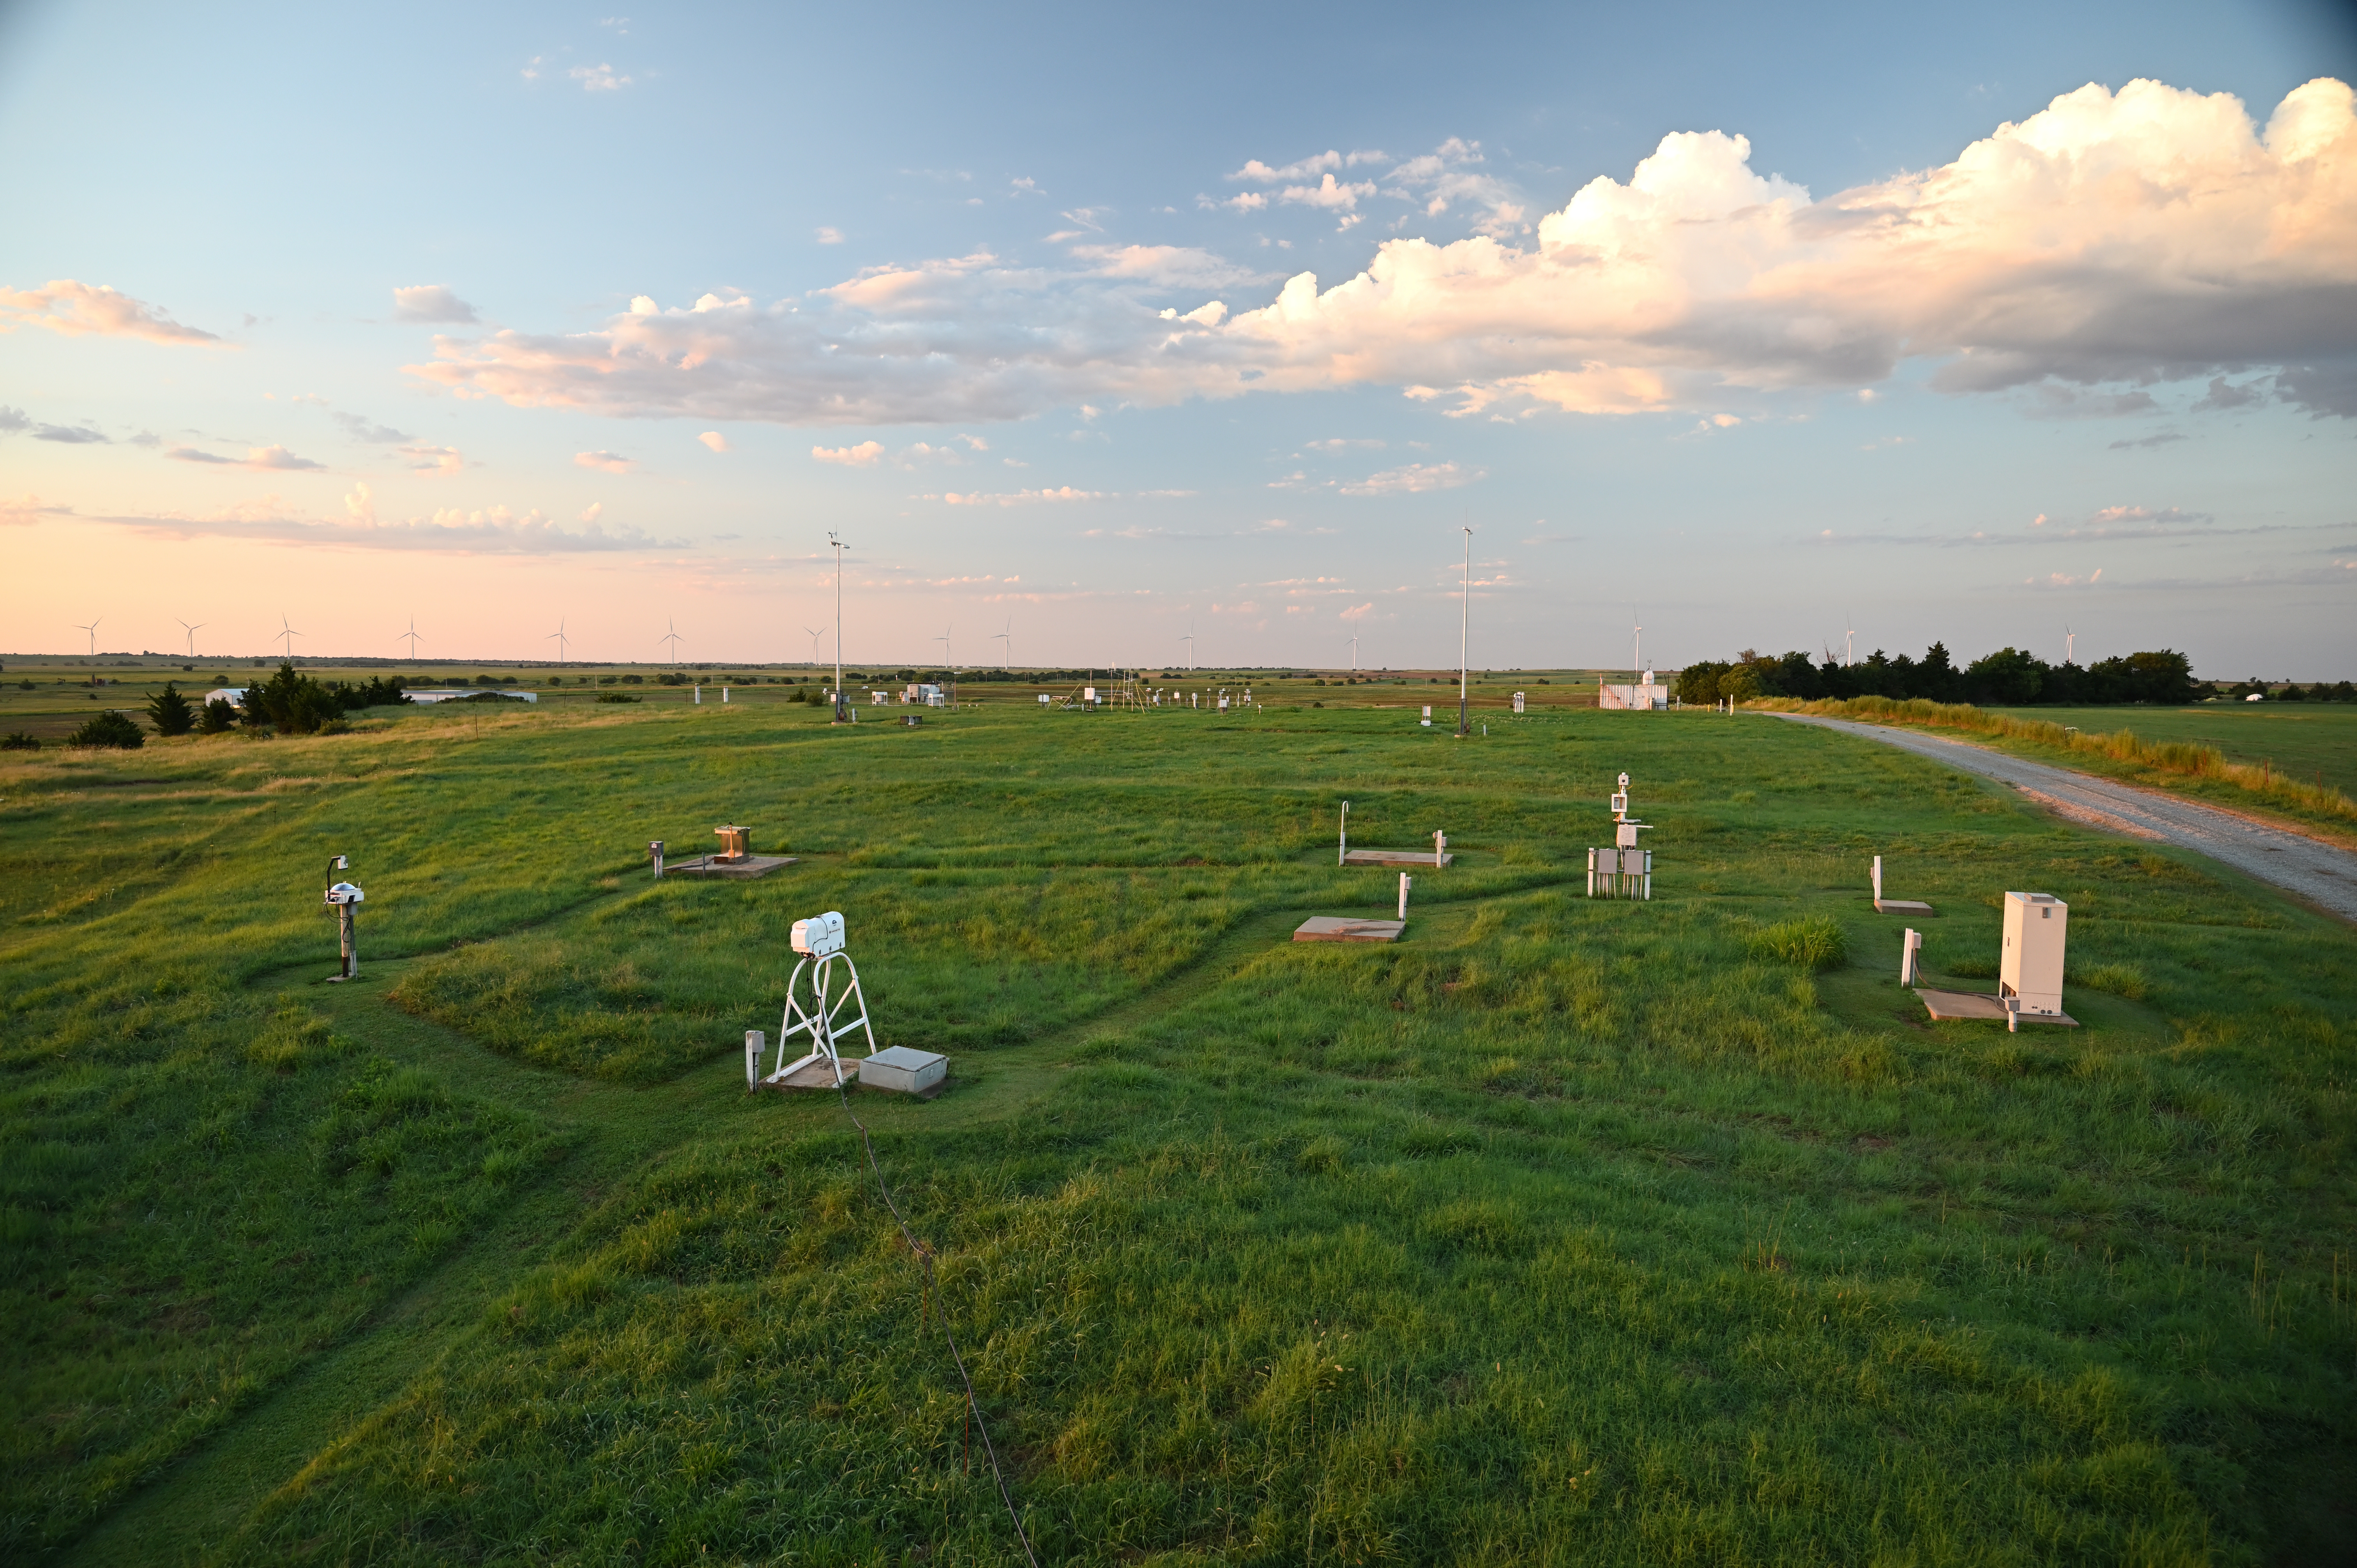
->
939;486;1106;505
816;227;844;245
393;285;479;324
167;443;325;470
0;279;219;344
408;78;2357;425
0;408;110;443
1072;244;1271;289
570;62;630;91
1337;461;1484;496
813;440;884;466
574;450;634;472
400;444;465;474
698;430;731;452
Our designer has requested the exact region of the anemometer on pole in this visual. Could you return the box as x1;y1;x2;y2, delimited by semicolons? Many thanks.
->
323;855;365;980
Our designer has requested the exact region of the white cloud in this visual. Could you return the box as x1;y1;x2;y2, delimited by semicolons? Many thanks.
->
408;78;2357;426
1339;602;1374;621
17;492;681;553
570;62;630;91
392;285;478;324
331;410;414;443
1072;244;1270;289
167;443;325;471
574;450;634;472
1279;174;1376;212
816;227;844;245
1337;461;1483;496
940;486;1106;505
1230;150;1388;183
0;279;219;344
813;440;884;466
698;431;731;452
400;443;464;474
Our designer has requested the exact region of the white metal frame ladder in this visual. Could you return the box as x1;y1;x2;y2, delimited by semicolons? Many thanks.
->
753;911;878;1088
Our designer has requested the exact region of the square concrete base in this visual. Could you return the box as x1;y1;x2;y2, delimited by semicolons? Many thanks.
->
1294;916;1406;943
671;854;797;880
1915;987;2077;1026
758;1054;860;1090
1343;849;1454;867
1875;898;1935;915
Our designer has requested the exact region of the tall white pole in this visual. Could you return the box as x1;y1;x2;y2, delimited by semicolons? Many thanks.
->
829;532;846;721
1457;526;1471;736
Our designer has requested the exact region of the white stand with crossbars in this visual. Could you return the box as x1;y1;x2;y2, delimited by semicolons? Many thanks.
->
1586;772;1653;899
751;911;878;1089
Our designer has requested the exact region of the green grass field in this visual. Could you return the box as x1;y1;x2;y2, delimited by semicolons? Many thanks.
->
1985;705;2357;803
4;696;2352;1564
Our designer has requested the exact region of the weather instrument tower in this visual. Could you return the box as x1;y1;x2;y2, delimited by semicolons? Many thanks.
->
323;855;366;980
1456;526;1472;736
829;532;849;721
1587;772;1653;899
749;911;878;1088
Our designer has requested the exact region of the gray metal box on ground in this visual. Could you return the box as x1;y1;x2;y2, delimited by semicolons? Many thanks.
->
861;1046;947;1096
2000;890;2068;1017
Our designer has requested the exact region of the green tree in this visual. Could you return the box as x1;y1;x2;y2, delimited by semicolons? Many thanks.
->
145;681;196;736
198;697;237;735
68;710;145;749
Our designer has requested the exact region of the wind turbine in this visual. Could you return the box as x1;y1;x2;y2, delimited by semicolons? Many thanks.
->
398;616;423;659
1179;623;1195;670
74;616;101;657
991;616;1012;669
1629;611;1643;679
276;614;300;659
659;617;684;663
932;623;956;705
2065;623;2076;665
804;624;829;667
1348;634;1359;673
1843;615;1855;669
546;617;570;664
177;618;204;658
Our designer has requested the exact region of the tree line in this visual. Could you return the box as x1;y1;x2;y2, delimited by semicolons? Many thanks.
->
1665;645;2324;707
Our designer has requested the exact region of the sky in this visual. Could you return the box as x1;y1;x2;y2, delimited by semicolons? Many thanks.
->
3;0;2353;677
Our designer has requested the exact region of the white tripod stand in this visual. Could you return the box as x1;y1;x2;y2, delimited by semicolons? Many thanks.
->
750;911;878;1089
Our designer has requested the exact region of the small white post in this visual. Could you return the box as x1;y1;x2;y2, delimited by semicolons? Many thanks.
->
1871;855;1883;904
1899;928;1921;987
694;684;702;704
650;840;665;879
1433;829;1445;868
723;685;730;703
1339;800;1350;866
745;1029;765;1088
1398;872;1410;920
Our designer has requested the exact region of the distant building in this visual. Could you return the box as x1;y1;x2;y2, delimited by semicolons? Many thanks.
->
1599;673;1671;711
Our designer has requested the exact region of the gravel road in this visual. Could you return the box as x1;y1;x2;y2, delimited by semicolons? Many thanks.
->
1772;713;2357;923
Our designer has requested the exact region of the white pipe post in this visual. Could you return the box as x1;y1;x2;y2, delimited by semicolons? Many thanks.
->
694;684;701;705
1339;801;1349;866
745;1029;765;1088
1398;872;1410;920
1872;855;1883;904
1457;526;1471;736
1433;828;1445;867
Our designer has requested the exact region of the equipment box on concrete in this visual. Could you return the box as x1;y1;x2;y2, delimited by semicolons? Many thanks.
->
862;1046;947;1096
1999;890;2068;1018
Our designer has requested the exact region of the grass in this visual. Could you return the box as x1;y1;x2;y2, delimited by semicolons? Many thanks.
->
2;695;2353;1563
1988;705;2357;803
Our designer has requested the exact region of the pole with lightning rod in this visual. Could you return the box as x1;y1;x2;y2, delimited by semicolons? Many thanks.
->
829;532;848;722
1456;526;1472;736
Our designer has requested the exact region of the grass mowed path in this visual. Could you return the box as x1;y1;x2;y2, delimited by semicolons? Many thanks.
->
1984;704;2357;803
4;700;2352;1564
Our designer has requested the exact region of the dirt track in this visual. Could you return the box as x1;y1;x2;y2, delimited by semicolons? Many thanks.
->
1773;713;2357;923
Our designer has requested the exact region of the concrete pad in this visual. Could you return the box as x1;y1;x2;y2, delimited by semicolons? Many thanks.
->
1875;898;1936;915
1294;916;1406;943
1343;849;1454;867
1915;987;2077;1026
760;1054;860;1090
671;854;797;880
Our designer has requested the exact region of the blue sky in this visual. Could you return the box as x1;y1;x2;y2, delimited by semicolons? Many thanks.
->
3;0;2352;675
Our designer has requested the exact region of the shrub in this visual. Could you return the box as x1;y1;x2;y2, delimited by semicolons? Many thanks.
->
197;697;237;735
1746;916;1847;971
146;682;196;736
594;692;641;704
2;731;38;750
68;710;145;749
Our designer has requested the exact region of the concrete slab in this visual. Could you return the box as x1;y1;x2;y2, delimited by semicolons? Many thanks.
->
1915;987;2077;1026
1343;849;1454;867
759;1054;860;1090
1875;898;1936;915
1294;916;1406;943
670;854;797;880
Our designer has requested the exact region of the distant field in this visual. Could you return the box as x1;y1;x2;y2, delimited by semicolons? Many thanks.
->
1986;703;2357;800
4;698;2351;1564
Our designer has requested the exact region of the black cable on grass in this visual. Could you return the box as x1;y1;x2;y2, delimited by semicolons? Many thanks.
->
835;1080;1041;1568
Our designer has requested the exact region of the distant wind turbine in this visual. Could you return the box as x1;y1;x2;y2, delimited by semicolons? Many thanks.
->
177;618;204;657
276;614;301;659
991;616;1012;669
74;616;101;657
659;617;684;663
1348;634;1359;672
1179;622;1195;670
1843;616;1855;669
546;617;570;663
1630;611;1642;678
804;624;829;667
398;616;423;659
2066;623;2076;665
932;623;955;702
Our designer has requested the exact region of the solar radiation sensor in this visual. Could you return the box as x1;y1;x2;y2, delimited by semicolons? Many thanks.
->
322;854;365;981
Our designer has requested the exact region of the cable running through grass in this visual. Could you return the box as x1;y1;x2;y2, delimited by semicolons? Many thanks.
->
834;1080;1041;1568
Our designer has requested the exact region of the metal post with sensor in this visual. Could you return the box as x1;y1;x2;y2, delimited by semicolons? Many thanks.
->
322;855;365;981
1587;773;1652;899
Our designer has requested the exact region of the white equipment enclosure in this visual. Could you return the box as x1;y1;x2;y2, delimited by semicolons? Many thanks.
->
323;855;364;982
751;910;878;1089
1587;772;1653;899
2000;891;2069;1021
